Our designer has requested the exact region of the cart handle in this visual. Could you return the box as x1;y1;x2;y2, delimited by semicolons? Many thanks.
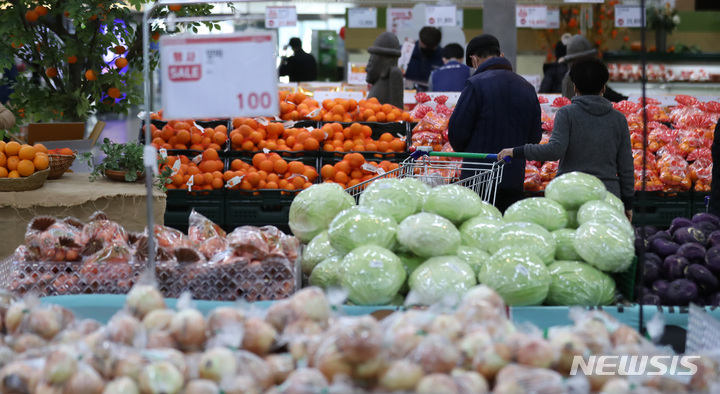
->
411;149;511;162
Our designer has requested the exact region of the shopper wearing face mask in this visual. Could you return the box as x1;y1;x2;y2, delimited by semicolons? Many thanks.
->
404;27;444;92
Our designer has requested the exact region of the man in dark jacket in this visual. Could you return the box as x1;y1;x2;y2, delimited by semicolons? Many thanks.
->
708;116;720;217
539;40;568;94
404;27;444;91
278;37;317;82
448;34;543;212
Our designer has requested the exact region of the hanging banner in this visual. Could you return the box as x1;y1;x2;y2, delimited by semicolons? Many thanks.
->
547;9;560;29
516;6;548;29
425;5;457;27
615;6;645;28
387;8;413;34
265;7;297;28
348;8;378;28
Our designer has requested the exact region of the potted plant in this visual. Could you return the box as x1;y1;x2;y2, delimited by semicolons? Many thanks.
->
80;138;171;190
646;1;681;52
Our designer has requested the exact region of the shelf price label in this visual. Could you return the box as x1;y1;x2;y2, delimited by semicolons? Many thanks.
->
425;5;457;27
516;6;547;29
615;6;645;28
160;32;279;119
348;8;377;28
265;6;297;28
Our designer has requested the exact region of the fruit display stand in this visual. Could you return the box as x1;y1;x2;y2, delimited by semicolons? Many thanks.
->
0;173;165;259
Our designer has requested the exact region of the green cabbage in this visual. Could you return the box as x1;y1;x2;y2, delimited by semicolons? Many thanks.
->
359;178;419;222
459;216;503;253
577;200;634;238
422;185;484;224
397;213;461;258
551;229;583;261
456;246;490;275
574;221;634;273
339;245;406;305
604;192;625;214
546;261;616;306
544;172;607;210
309;256;343;289
478;247;551;306
289;183;356;243
400;178;431;213
488;222;557;265
302;231;342;275
408;256;477;305
328;206;398;254
476;201;503;221
503;197;568;231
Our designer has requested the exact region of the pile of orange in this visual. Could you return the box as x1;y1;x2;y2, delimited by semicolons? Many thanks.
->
162;149;226;190
279;93;413;123
353;97;414;123
0;141;50;178
149;120;228;151
279;92;322;121
320;153;399;189
223;152;317;191
318;122;407;154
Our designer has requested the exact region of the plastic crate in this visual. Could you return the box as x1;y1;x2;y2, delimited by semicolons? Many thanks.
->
165;189;225;232
318;121;411;162
225;190;294;232
691;191;709;216
632;191;692;228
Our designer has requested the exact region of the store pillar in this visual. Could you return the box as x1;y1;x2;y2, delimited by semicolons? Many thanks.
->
482;0;517;71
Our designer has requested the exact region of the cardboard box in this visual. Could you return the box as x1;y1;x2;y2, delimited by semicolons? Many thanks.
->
36;121;106;174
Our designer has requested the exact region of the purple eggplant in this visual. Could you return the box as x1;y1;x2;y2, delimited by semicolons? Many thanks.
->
653;280;670;301
643;252;663;266
693;221;719;237
684;264;719;294
666;279;698;306
677;243;706;264
641;293;662;305
672;226;708;246
648;230;672;243
708;230;720;248
692;212;720;227
643;258;662;286
652;238;680;258
705;244;720;276
670;217;694;234
635;233;649;252
663;255;690;280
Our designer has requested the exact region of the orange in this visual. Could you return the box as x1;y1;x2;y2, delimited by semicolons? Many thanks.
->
114;46;126;55
212;131;227;145
7;171;20;178
18;145;36;160
334;160;351;175
303;168;317;182
45;67;58;78
202;149;219;161
35;5;48;16
287;161;305;175
390;139;406;152
85;70;97;81
211;178;223;189
176;130;191;145
303;138;319;151
115;58;128;69
33;154;49;170
25;10;39;22
320;165;335;180
258;160;274;173
291;176;305;189
5;141;20;157
349;153;365;169
0;167;7;178
192;174;204;186
273;159;288;174
0;152;5;167
17;160;34;177
334;172;349;184
33;143;48;154
246;172;260;187
59;148;74;156
267;123;284;137
0;141;5;153
169;4;182;12
265;181;278;189
107;87;121;99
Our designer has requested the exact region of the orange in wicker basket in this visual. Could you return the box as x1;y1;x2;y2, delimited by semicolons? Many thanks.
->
47;154;76;179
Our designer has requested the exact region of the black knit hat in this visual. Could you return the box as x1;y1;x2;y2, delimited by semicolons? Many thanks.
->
465;34;500;65
368;32;401;57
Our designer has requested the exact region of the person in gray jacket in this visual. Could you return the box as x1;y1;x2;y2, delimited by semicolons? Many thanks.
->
498;56;634;221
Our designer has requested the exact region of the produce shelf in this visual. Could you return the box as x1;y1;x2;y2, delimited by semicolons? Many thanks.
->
225;190;295;233
165;189;225;232
632;191;692;228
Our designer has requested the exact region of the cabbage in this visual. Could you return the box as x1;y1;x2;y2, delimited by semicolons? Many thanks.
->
551;229;583;261
396;251;425;295
488;222;557;265
478;247;551;306
408;256;477;305
400;178;431;212
477;201;503;221
459;216;503;252
503;197;568;231
574;221;634;273
359;178;418;222
544;172;607;210
604;192;625;214
456;246;490;275
328;206;398;254
309;256;343;289
396;213;461;258
339;245;406;305
423;185;484;224
289;183;356;243
546;261;616;306
302;231;342;275
577;200;634;237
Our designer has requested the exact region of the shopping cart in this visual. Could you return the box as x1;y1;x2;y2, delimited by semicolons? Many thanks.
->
345;148;508;205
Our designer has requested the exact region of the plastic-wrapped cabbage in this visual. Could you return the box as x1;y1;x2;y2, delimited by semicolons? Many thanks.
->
339;245;406;305
546;261;616;305
396;213;461;258
477;201;503;220
574;221;634;273
503;197;568;231
289;183;356;243
488;222;557;265
328;206;398;254
400;178;431;213
302;231;342;275
422;184;484;224
309;256;342;289
577;200;633;237
604;192;625;214
408;256;477;305
359;178;419;222
478;247;551;306
551;229;583;261
459;216;503;253
456;246;490;275
544;172;607;210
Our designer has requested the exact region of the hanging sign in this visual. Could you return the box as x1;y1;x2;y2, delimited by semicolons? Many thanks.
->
265;7;297;28
547;9;560;29
348;8;377;28
387;8;413;34
160;32;279;119
615;6;645;28
425;5;457;27
516;6;547;29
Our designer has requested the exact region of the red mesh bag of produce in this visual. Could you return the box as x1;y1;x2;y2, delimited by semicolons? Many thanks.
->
539;161;558;182
524;163;542;192
613;100;640;116
657;153;691;191
551;97;571;108
633;149;657;170
634;168;664;191
412;111;448;135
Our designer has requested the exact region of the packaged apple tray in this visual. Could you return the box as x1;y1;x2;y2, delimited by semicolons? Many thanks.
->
0;211;300;302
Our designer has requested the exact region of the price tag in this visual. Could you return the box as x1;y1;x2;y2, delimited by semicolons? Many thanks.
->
348;8;377;29
377;167;386;175
262;148;271;154
265;6;297;28
186;176;194;192
192;155;203;164
255;117;270;126
306;108;322;118
516;6;547;29
387;8;413;35
347;63;367;85
171;160;181;176
546;9;560;29
361;163;378;173
159;148;168;159
615;6;645;28
369;260;383;268
225;176;243;188
425;5;457;27
160;32;279;119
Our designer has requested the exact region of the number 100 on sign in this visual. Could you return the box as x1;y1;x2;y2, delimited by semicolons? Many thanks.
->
160;32;279;119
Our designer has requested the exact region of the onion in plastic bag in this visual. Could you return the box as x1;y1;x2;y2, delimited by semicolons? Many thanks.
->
339;245;406;305
289;183;355;243
503;197;568;231
546;261;616;306
302;231;342;275
459;216;503;253
400;178;431;213
359;178;419;222
551;229;583;261
544;171;607;210
477;247;551;306
422;184;485;224
577;200;633;237
328;206;398;254
456;246;490;275
574;221;634;273
408;256;477;305
488;222;557;265
397;213;461;258
309;256;343;290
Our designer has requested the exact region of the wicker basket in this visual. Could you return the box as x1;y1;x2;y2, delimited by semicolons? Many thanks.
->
0;168;50;191
48;154;76;179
